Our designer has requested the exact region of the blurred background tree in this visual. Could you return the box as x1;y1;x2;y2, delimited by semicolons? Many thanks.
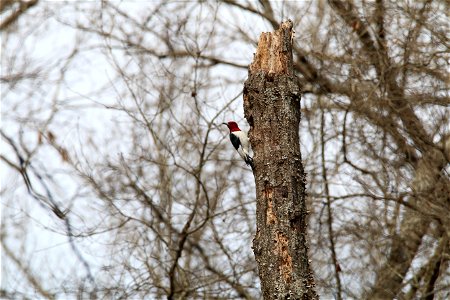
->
1;1;448;299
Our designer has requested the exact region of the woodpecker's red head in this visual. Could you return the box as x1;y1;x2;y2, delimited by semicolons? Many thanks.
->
223;121;241;132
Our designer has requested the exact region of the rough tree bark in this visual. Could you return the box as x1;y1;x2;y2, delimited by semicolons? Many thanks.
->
243;20;318;299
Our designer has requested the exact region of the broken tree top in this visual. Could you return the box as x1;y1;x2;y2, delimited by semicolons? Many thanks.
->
249;20;294;76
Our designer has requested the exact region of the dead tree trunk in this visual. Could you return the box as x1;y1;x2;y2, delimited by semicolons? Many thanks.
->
243;20;318;299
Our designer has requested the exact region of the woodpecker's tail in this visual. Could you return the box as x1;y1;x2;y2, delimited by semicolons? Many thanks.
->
245;155;254;170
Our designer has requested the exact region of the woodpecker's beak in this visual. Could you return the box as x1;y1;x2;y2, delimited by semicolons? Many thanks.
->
222;122;228;127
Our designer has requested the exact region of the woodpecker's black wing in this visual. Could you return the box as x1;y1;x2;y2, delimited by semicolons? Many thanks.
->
229;133;241;150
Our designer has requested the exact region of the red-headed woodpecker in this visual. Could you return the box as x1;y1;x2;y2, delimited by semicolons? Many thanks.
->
223;121;254;169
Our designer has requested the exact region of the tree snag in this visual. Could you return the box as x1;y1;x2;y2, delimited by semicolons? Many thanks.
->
244;20;318;299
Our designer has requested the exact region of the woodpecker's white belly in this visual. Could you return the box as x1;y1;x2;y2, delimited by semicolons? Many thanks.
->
231;130;250;159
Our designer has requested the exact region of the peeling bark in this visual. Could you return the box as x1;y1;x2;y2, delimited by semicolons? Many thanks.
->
244;20;318;299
